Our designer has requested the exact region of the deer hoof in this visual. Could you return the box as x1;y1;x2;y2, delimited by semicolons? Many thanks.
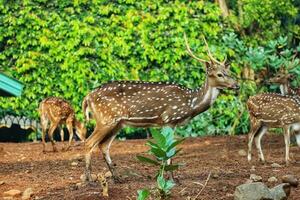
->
112;176;123;184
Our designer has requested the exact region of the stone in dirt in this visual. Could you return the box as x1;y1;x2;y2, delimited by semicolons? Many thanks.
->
281;175;298;188
22;188;33;200
238;149;247;157
3;189;22;197
269;183;291;200
234;182;273;200
271;163;282;168
250;174;262;182
0;181;4;185
234;182;292;200
268;177;278;183
71;161;78;166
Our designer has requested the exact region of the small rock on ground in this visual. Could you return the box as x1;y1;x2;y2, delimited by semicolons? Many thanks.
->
22;188;33;200
0;181;4;185
3;189;22;197
281;175;298;187
238;149;247;157
250;174;262;182
71;161;78;166
271;163;282;168
268;177;278;183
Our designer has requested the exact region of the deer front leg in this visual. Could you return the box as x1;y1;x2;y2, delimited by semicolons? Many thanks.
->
48;121;59;152
59;126;65;150
66;120;74;151
84;124;117;183
283;126;291;165
254;126;267;163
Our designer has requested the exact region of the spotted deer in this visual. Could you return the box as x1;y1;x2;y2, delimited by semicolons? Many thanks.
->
81;34;239;182
269;67;300;96
247;93;300;165
39;97;87;152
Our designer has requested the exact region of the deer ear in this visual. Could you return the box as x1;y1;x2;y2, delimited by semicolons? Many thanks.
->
288;74;295;80
205;62;214;75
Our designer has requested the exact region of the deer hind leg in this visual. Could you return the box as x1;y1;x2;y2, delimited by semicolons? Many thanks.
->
99;133;118;181
48;121;59;152
40;115;49;153
283;125;291;165
247;117;261;162
254;126;268;163
65;119;74;151
84;123;117;183
60;126;64;142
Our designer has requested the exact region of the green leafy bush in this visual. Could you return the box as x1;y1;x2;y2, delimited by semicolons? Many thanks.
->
0;0;299;138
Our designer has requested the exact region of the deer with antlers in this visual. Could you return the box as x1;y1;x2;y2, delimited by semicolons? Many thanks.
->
39;97;87;152
81;34;239;182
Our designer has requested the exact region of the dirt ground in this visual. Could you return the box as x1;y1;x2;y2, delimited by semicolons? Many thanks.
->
0;135;299;200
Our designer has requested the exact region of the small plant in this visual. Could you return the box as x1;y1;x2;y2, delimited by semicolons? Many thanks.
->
136;127;184;200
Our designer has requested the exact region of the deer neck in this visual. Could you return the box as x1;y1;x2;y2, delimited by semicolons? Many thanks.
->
280;82;289;95
191;78;219;115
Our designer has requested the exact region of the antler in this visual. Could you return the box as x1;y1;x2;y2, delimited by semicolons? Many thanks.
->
202;35;227;65
184;33;209;63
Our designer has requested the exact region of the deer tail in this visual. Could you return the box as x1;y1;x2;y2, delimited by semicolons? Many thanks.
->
82;96;90;122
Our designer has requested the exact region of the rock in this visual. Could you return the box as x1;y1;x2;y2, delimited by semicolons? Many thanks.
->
250;174;262;182
238;149;247;157
22;188;33;200
71;161;78;166
0;181;4;185
271;163;282;168
281;175;298;188
245;179;253;184
3;189;22;197
91;174;97;181
234;182;273;200
250;166;256;173
269;183;291;200
3;197;13;200
268;177;278;183
76;182;84;188
212;173;219;179
104;171;112;178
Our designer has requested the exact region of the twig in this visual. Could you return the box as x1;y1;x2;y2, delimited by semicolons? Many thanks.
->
193;172;211;200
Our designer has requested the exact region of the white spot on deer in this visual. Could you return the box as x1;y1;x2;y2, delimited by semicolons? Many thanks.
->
172;106;178;109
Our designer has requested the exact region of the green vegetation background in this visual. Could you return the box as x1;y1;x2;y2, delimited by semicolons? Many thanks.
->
1;0;300;138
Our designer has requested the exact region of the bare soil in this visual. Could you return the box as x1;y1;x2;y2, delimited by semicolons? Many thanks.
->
0;135;299;200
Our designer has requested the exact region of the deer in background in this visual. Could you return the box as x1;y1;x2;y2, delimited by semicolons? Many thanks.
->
247;93;300;165
269;67;300;96
81;34;239;182
268;61;300;146
39;97;87;152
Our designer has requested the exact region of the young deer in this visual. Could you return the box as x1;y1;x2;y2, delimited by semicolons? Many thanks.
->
39;97;87;152
269;67;300;96
247;93;300;165
81;34;239;182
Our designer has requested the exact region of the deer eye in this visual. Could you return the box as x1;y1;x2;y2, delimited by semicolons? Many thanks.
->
217;73;223;77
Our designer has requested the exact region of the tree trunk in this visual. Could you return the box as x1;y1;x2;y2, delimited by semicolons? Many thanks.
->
215;0;229;18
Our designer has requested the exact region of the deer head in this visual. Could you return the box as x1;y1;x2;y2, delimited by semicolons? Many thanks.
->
269;67;294;84
184;33;238;90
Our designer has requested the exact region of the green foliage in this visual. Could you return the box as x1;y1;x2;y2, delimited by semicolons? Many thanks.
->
136;127;184;199
0;0;299;138
137;189;150;200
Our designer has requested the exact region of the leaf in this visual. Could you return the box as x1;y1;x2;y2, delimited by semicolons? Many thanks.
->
166;138;185;152
136;155;160;166
151;131;166;149
137;189;150;200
